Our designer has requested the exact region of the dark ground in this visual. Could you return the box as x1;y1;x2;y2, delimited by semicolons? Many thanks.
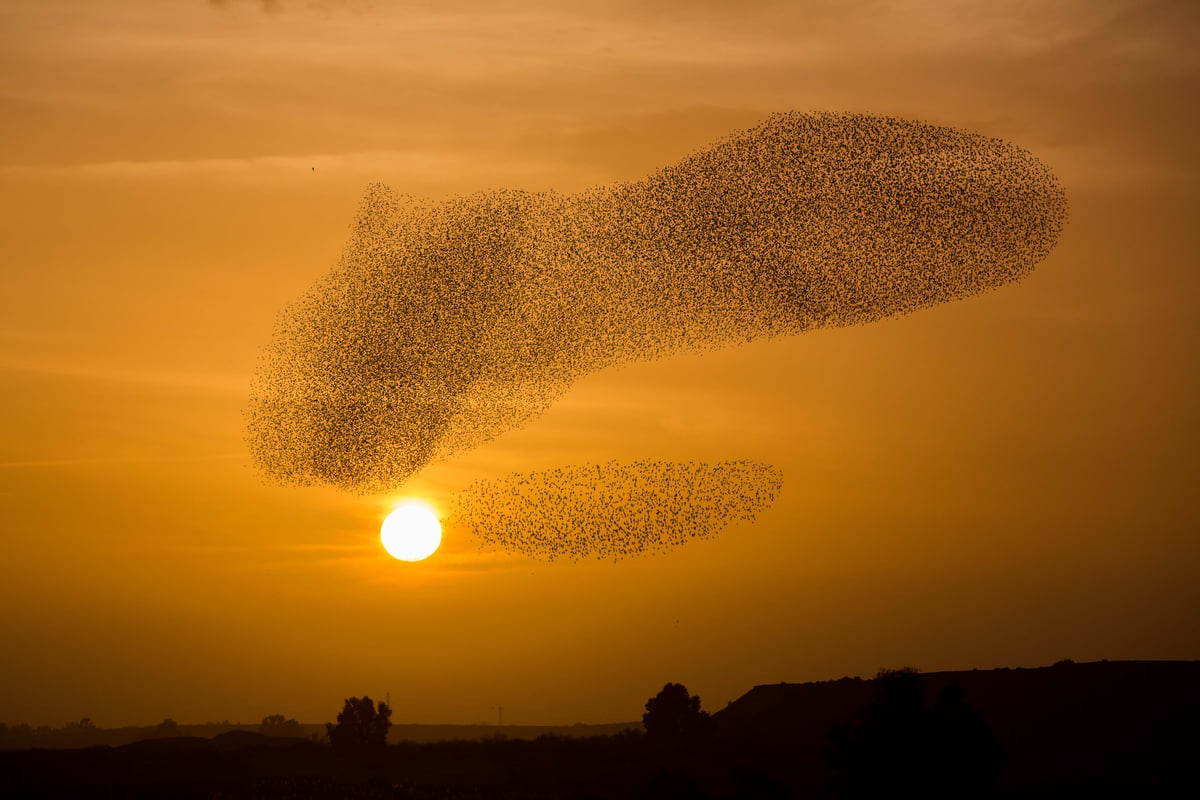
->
2;660;1197;798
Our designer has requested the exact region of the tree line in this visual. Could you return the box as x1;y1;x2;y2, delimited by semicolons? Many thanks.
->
3;669;1000;795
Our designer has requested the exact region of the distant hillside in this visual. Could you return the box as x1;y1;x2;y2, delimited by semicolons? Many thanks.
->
0;720;638;751
717;659;1200;736
714;659;1200;787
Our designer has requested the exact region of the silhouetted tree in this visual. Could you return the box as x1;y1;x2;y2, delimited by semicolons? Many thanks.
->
326;696;391;750
828;668;1000;798
260;714;304;737
1;723;33;747
927;683;1001;788
643;682;710;742
153;718;181;738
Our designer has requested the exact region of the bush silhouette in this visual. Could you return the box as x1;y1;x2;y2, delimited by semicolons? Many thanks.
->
260;714;304;738
828;668;1000;798
643;682;710;742
153;718;181;738
326;696;391;750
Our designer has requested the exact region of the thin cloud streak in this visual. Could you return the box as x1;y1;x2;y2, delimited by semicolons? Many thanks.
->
0;454;244;470
168;537;519;574
0;149;597;186
170;542;370;553
12;1;1181;103
209;0;283;12
0;360;249;395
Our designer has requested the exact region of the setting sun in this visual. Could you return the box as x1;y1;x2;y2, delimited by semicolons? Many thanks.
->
380;502;442;562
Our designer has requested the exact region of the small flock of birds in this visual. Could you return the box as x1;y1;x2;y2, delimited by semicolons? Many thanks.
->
245;111;1065;557
447;460;783;561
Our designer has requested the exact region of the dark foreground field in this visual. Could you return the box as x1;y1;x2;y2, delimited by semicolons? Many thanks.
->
3;660;1198;799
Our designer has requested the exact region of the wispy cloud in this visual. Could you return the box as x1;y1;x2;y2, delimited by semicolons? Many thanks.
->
169;535;528;575
0;148;599;189
0;454;244;470
170;542;369;554
208;0;372;12
209;0;283;12
0;359;248;395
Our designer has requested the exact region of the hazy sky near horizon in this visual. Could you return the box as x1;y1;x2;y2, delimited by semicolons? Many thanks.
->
2;0;1198;728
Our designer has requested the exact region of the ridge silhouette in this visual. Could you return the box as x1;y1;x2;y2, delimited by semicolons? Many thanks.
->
2;660;1197;797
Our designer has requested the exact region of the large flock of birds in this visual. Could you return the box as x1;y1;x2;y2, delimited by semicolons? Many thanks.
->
246;111;1066;558
447;460;783;561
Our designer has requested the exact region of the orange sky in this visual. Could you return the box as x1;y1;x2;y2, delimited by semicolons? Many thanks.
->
1;0;1198;728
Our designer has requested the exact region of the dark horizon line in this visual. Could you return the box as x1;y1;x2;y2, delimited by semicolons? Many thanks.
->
5;657;1196;731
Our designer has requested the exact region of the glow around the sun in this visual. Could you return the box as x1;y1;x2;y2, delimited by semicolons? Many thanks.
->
380;502;442;562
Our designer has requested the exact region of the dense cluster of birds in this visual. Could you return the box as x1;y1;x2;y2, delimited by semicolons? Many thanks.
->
446;460;784;561
246;112;1067;495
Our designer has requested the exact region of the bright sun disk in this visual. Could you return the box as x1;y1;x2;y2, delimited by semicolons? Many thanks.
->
381;502;442;562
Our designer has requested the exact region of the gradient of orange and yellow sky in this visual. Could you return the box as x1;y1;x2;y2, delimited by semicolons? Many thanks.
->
1;0;1198;728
